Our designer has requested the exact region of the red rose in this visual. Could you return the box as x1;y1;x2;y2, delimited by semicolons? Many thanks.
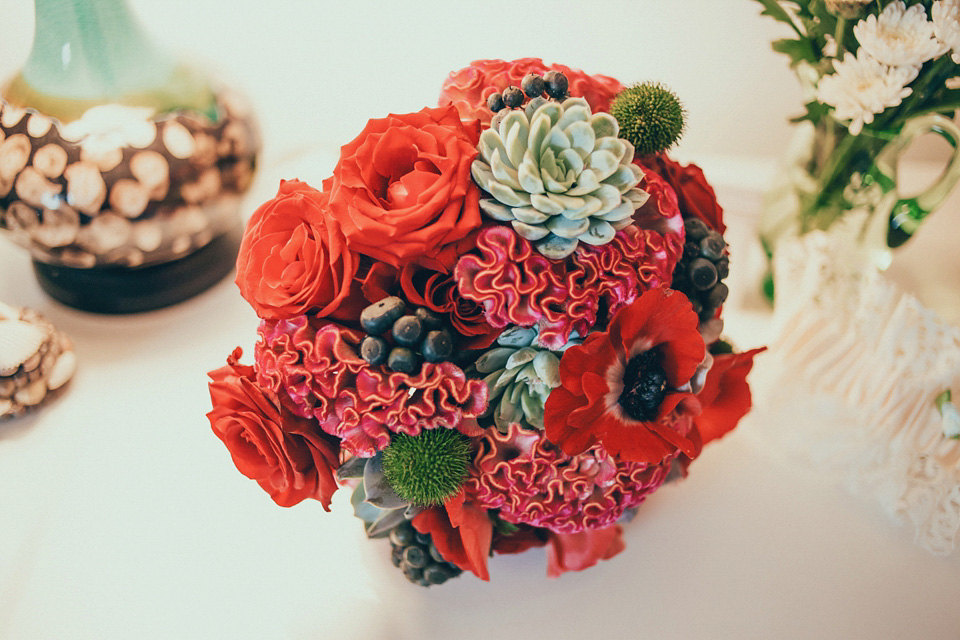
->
544;287;705;464
400;264;498;349
236;179;357;320
439;58;624;126
695;348;765;445
325;106;483;271
637;154;726;233
207;348;340;509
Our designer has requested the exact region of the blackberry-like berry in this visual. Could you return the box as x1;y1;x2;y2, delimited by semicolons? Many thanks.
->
487;92;505;113
671;218;730;324
388;522;464;587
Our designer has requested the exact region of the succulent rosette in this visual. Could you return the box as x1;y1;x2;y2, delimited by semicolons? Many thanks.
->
206;59;763;587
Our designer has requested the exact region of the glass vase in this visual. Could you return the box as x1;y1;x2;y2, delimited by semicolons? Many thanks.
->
759;112;960;294
0;0;260;313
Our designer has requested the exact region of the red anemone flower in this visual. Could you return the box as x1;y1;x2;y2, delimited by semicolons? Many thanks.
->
544;287;705;465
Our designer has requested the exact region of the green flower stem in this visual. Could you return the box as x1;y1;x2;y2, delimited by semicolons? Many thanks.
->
892;57;960;128
833;17;847;53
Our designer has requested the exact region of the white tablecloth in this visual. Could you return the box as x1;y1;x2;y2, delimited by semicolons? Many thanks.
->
1;160;959;640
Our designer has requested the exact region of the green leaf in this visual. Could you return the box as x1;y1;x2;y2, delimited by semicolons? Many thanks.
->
790;101;831;125
772;38;819;65
493;515;520;535
754;0;804;36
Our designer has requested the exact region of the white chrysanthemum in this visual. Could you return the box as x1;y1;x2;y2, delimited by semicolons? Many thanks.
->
817;50;919;135
854;1;945;68
933;0;960;64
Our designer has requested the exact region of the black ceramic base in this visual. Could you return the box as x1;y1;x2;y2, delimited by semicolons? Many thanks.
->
32;222;242;314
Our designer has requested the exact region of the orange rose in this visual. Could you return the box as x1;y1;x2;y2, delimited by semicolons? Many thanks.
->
325;106;483;271
236;179;357;320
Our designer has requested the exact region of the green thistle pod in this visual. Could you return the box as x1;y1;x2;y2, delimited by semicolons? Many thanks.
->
471;97;648;259
610;82;686;156
382;430;471;507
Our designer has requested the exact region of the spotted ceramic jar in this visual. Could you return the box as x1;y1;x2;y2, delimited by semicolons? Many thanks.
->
0;88;259;268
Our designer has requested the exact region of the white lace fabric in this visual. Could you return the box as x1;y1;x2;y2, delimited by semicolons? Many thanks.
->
755;229;960;555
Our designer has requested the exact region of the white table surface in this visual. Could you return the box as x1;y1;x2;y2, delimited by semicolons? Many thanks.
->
2;152;959;640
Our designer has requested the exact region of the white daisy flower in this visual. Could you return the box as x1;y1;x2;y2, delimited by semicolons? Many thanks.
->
854;1;945;68
817;50;919;135
933;0;960;64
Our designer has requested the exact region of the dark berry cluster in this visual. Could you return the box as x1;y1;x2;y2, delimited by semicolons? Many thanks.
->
389;522;463;587
671;218;729;324
359;297;454;374
486;71;570;113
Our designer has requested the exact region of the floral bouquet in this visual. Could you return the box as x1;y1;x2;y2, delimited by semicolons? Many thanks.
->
755;0;960;285
206;59;762;586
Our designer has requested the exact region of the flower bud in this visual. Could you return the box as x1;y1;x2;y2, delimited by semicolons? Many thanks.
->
825;0;872;19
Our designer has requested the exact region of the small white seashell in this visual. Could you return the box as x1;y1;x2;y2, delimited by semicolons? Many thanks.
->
14;379;47;406
46;349;76;391
0;319;46;373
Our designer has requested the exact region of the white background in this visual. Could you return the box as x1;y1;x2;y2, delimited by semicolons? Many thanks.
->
3;0;806;167
1;1;960;639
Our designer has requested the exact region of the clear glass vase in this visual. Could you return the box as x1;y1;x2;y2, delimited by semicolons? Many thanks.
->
759;112;960;294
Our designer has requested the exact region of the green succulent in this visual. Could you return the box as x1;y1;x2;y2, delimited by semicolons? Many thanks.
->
382;430;471;507
474;327;563;432
471;97;647;260
610;82;685;156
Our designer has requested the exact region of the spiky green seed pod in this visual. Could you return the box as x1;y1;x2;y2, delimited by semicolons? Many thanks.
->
382;430;471;507
610;82;685;156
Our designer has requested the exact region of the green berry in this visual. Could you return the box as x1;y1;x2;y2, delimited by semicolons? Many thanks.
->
611;82;686;156
381;430;471;507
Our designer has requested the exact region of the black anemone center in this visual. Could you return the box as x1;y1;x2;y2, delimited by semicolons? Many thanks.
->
618;347;667;422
